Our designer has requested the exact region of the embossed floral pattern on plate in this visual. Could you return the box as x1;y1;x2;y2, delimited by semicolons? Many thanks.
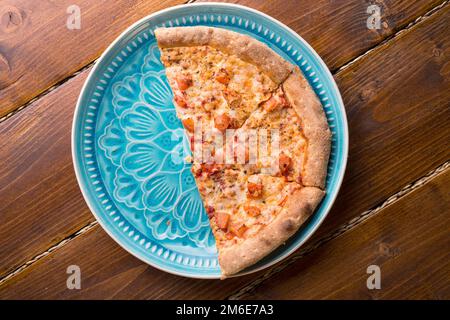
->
98;46;214;249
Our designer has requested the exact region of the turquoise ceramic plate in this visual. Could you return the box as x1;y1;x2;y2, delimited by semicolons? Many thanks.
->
72;3;348;278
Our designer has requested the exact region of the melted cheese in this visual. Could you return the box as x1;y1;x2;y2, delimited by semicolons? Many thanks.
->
161;46;276;128
160;45;308;249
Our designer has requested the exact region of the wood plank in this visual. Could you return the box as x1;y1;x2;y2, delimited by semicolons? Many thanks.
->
240;168;450;300
310;2;450;238
0;0;185;118
0;4;449;298
0;0;443;118
202;0;444;71
0;70;92;278
0;224;265;299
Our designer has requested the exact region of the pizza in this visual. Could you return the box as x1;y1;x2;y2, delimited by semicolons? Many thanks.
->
155;26;331;277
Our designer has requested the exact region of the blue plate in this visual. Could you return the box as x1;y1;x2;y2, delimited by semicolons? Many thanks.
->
72;3;348;278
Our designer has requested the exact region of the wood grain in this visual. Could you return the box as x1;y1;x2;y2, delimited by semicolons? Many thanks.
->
239;168;450;300
0;0;184;118
0;0;444;118
310;2;450;238
0;3;449;298
0;223;265;299
0;70;92;278
202;0;445;71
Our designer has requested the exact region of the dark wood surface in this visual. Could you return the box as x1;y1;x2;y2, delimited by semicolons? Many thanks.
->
0;71;92;278
0;0;449;299
240;168;450;299
203;0;444;71
0;0;442;118
0;0;184;118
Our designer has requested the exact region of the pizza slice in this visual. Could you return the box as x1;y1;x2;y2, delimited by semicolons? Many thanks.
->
155;26;331;277
157;26;292;132
192;163;324;276
236;73;331;188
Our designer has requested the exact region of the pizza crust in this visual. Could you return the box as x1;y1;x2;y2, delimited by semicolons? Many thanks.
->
155;26;294;84
282;68;332;189
218;186;324;277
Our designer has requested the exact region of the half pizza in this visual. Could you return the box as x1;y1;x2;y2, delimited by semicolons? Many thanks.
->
155;26;331;277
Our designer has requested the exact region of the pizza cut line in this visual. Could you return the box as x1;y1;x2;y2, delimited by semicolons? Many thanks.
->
154;26;331;277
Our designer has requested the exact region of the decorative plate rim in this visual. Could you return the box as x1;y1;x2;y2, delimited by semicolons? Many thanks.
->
71;2;349;279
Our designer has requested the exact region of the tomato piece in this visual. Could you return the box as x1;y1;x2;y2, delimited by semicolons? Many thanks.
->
201;163;222;176
182;118;195;132
244;205;261;217
206;206;215;219
174;94;188;108
230;224;248;238
191;163;205;178
215;68;230;85
263;96;278;111
279;153;293;176
190;135;194;151
176;75;192;90
247;182;263;198
214;113;231;132
278;94;289;107
263;92;289;111
216;211;230;230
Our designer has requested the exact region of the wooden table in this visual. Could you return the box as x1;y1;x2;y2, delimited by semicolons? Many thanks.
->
0;0;449;300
